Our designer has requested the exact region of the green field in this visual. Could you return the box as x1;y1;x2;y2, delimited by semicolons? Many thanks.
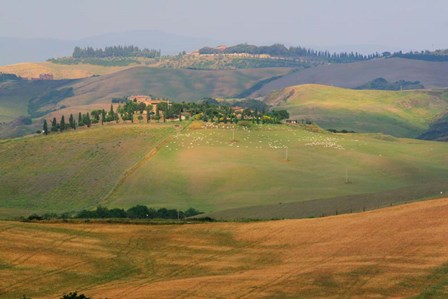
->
266;84;448;138
2;122;448;219
0;124;177;217
105;123;448;213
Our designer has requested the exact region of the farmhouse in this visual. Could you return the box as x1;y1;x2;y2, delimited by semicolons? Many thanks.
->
30;73;54;80
39;73;54;80
128;95;170;113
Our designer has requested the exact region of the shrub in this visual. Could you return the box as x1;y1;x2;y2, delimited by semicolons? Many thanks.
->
60;291;90;299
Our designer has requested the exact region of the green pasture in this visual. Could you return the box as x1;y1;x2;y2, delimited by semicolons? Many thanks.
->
1;122;448;218
270;84;448;138
0;124;175;217
105;123;448;213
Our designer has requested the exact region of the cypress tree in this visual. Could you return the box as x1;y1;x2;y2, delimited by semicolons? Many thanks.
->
51;117;58;132
101;109;106;125
109;104;114;118
155;106;160;122
60;115;65;132
69;114;74;129
86;112;91;127
78;112;83;126
43;119;48;135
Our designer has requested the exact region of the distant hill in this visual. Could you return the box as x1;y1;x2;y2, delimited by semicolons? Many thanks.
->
0;79;75;123
253;58;448;96
0;30;221;66
0;67;290;138
265;84;448;137
0;79;76;138
0;61;134;79
57;66;291;105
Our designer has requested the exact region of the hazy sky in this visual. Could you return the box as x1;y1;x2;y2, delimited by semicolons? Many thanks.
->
1;0;448;50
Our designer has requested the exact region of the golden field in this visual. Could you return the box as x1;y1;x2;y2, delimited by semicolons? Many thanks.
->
1;198;447;298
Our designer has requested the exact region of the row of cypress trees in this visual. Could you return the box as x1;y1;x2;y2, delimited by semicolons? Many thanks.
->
42;106;119;135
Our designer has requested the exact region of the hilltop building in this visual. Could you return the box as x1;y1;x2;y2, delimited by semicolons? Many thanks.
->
30;73;54;80
128;95;170;113
39;73;54;80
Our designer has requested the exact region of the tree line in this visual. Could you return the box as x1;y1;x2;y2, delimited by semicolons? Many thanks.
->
355;77;424;90
72;45;161;59
26;205;203;221
42;98;290;134
42;105;119;134
389;49;448;62
0;72;22;82
199;43;380;63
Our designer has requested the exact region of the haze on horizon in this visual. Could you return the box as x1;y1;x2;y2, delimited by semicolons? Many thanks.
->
1;0;448;52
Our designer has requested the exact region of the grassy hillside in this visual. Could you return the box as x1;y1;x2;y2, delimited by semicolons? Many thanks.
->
104;123;448;213
60;66;291;105
0;79;78;139
266;84;448;137
1;198;447;298
2;122;448;218
254;57;448;96
0;61;137;79
0;124;177;217
0;79;75;123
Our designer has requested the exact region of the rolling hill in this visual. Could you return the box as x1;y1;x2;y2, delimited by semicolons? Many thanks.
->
0;61;137;79
61;66;292;105
0;79;78;138
1;122;448;218
0;79;75;123
1;197;447;298
0;67;291;138
265;84;448;138
253;58;448;96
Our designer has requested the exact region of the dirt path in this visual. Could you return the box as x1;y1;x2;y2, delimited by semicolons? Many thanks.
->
100;124;187;205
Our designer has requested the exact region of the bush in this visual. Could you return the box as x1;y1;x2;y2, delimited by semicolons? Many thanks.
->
28;214;43;221
61;291;90;299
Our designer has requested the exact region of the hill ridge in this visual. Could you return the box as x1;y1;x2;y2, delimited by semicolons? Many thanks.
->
265;84;448;137
254;58;448;96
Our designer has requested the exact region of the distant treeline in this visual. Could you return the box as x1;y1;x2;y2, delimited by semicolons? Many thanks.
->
26;205;203;221
72;45;161;59
355;77;424;90
199;43;379;63
0;72;22;82
390;49;448;62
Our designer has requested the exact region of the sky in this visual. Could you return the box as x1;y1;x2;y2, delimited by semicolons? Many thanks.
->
1;0;448;51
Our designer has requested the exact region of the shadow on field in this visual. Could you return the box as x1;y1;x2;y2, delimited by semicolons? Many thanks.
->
200;182;448;220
